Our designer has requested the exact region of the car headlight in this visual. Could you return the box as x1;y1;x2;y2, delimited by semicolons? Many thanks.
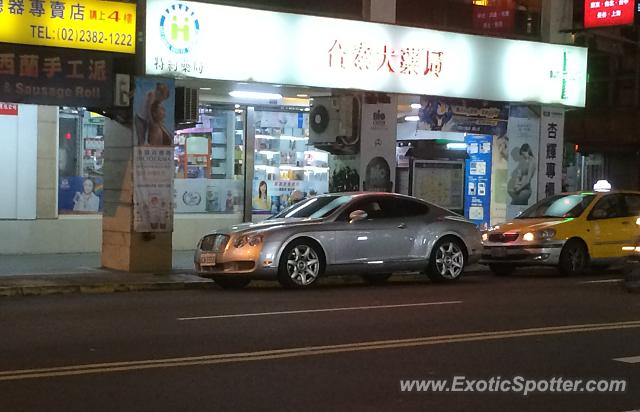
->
537;228;556;240
482;233;488;242
233;234;264;248
523;232;535;242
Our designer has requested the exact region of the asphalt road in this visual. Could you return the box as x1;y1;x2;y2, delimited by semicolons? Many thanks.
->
1;269;639;412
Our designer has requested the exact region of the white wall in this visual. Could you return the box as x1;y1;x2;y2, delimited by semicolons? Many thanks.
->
0;104;37;219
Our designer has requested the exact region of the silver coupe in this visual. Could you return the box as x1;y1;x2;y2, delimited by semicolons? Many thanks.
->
194;192;482;289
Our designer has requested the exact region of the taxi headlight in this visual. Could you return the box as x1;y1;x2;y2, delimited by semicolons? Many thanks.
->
233;234;264;248
537;228;556;240
482;233;488;242
523;232;535;242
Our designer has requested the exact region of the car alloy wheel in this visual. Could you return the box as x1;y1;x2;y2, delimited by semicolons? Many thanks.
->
559;239;588;276
428;238;466;282
284;244;320;287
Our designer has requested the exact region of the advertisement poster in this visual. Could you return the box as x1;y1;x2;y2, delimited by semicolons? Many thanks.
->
252;179;304;215
360;93;397;192
412;160;464;212
490;132;509;225
407;96;509;138
538;107;565;200
133;77;175;146
506;105;540;219
329;154;360;193
464;135;492;227
58;176;103;214
133;147;174;232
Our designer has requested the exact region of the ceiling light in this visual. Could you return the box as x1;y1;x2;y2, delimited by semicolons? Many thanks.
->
229;91;282;100
234;104;240;109
446;142;468;150
404;115;420;122
297;94;309;98
199;87;212;91
410;103;422;109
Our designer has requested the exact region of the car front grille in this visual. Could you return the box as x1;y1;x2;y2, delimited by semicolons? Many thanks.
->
488;233;519;243
200;234;230;252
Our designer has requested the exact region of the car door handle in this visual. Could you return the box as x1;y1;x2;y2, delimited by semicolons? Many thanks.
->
397;223;407;229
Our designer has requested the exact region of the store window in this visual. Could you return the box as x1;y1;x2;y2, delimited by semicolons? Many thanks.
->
57;108;104;214
252;109;329;219
173;105;245;217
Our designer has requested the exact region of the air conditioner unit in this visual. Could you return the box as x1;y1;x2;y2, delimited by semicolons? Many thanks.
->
309;95;360;154
175;87;199;124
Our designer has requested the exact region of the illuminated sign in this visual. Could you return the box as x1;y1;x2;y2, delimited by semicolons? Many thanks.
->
0;0;136;54
145;1;588;107
584;0;635;28
0;103;18;115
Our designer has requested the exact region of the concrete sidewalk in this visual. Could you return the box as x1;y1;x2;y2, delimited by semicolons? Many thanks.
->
0;251;489;296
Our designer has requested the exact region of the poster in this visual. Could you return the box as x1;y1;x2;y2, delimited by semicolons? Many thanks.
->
464;135;492;227
329;154;360;193
252;179;304;215
538;107;565;200
490;132;509;225
133;147;174;232
506;105;540;219
412;160;464;211
58;176;104;214
133;77;175;146
360;93;397;192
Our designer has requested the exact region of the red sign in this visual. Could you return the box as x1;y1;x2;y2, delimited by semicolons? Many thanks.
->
473;0;515;33
584;0;635;28
0;103;18;115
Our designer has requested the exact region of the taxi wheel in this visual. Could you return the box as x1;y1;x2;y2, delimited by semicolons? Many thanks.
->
558;239;589;276
213;277;251;289
489;264;516;276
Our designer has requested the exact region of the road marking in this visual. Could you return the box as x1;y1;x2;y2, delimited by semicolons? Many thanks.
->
580;279;623;284
614;356;640;364
1;320;640;381
177;301;463;321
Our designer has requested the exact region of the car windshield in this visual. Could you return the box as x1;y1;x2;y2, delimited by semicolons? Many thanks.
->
270;195;353;219
517;194;596;219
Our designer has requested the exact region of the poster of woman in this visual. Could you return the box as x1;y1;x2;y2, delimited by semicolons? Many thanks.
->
133;78;175;146
252;180;272;213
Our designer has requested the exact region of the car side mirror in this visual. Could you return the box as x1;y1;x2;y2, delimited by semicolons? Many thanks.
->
349;210;368;223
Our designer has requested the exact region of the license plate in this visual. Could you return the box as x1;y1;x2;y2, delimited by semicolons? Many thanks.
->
491;247;507;258
200;252;216;267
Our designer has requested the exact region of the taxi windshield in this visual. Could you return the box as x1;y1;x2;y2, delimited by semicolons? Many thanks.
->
517;194;596;219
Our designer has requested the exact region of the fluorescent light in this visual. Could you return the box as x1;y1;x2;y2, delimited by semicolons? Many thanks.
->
446;142;468;150
229;91;282;100
234;104;240;109
199;87;212;91
404;115;420;122
410;103;422;109
297;94;309;98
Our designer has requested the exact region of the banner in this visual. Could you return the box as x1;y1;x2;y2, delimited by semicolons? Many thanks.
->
538;107;565;200
0;44;112;107
132;77;175;232
133;147;174;232
360;93;397;192
506;106;540;219
464;135;492;227
58;176;103;214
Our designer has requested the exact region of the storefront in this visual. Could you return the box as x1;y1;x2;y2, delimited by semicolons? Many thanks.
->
143;0;587;244
0;0;135;254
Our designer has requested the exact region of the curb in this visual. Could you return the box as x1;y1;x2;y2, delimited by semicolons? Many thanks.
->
0;270;489;297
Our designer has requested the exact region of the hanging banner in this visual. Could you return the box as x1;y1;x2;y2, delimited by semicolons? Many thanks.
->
0;44;112;107
0;0;136;53
538;107;565;200
360;93;397;192
133;147;174;232
132;77;175;232
464;135;492;227
506;105;540;219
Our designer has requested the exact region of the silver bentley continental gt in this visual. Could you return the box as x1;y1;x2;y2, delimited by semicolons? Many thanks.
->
194;192;483;289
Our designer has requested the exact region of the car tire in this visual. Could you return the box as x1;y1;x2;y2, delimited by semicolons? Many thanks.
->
213;277;251;289
361;273;392;285
489;264;516;276
427;237;466;282
558;239;589;276
278;239;323;289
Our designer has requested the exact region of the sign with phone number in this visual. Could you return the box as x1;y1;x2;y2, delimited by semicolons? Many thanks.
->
0;0;136;54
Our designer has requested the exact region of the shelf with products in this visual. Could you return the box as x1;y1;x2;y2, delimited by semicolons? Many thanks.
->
174;128;212;179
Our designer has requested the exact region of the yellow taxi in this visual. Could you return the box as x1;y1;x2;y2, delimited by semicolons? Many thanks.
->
481;189;640;276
